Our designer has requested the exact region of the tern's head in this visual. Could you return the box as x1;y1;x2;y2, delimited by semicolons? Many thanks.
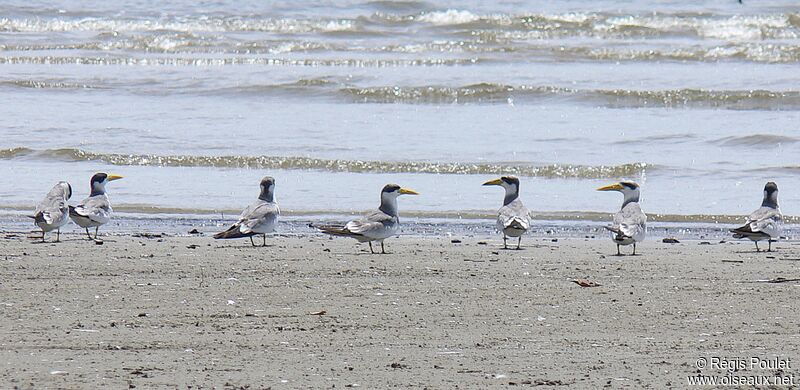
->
48;181;72;200
90;172;123;196
483;175;520;196
259;176;276;201
379;184;418;214
597;181;639;194
762;181;778;208
764;182;778;195
597;181;640;204
382;184;419;199
483;175;519;205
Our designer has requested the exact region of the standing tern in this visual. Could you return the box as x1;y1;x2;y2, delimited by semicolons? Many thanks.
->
214;176;280;247
316;184;419;254
597;181;646;255
482;176;532;249
69;173;123;241
730;182;782;252
30;181;72;242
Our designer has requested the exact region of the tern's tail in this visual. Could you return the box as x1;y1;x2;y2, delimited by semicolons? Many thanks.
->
729;225;751;235
315;224;352;237
729;225;768;239
506;217;527;231
213;224;251;239
604;225;630;240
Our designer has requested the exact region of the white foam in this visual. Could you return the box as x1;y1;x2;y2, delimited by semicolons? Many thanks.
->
0;16;357;34
418;10;480;26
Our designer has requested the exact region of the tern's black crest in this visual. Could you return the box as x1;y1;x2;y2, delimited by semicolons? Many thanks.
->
91;173;108;185
259;176;276;202
66;183;73;200
501;176;520;187
761;181;779;208
89;173;109;196
382;184;401;193
260;176;275;188
764;182;778;193
620;181;639;190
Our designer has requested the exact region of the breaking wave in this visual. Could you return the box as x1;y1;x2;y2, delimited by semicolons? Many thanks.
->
340;84;800;108
0;11;799;63
0;147;651;179
715;134;799;147
1;12;797;40
2;78;798;109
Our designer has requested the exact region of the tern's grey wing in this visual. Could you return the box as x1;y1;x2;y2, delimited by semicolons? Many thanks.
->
745;206;782;237
498;199;531;231
34;195;68;224
612;203;646;239
73;195;112;224
345;210;394;235
237;201;280;234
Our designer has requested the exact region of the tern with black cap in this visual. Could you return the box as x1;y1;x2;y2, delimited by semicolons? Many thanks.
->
214;176;280;247
597;181;647;255
30;181;72;242
730;182;782;252
482;175;532;249
316;184;419;254
69;172;123;241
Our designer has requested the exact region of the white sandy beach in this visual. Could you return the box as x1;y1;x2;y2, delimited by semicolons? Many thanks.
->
1;233;798;388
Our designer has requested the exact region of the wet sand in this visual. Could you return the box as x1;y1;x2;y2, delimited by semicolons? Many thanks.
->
1;232;798;388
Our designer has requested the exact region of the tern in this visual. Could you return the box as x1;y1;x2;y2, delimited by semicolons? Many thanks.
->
214;176;280;247
482;176;532;249
69;173;123;241
30;181;72;242
730;182;782;252
597;181;646;255
316;184;419;254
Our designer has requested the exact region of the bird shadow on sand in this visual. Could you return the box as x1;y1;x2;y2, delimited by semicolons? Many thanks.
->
355;251;393;256
219;244;276;249
320;248;395;256
26;236;113;244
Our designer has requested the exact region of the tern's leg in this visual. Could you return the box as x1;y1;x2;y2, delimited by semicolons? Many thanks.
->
368;241;375;254
755;241;760;252
616;244;621;256
249;236;256;247
56;229;60;243
516;237;521;250
41;230;46;243
503;235;508;249
262;234;267;247
85;228;92;240
633;243;636;256
768;240;772;252
94;227;99;240
381;241;386;254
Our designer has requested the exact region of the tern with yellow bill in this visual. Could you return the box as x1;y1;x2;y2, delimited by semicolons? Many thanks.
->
482;176;532;249
30;181;72;242
69;172;123;241
316;184;419;254
597;181;646;255
730;182;782;252
214;176;280;247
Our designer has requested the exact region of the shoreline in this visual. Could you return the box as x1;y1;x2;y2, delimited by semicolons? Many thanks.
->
1;212;796;242
1;235;798;388
2;205;799;225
